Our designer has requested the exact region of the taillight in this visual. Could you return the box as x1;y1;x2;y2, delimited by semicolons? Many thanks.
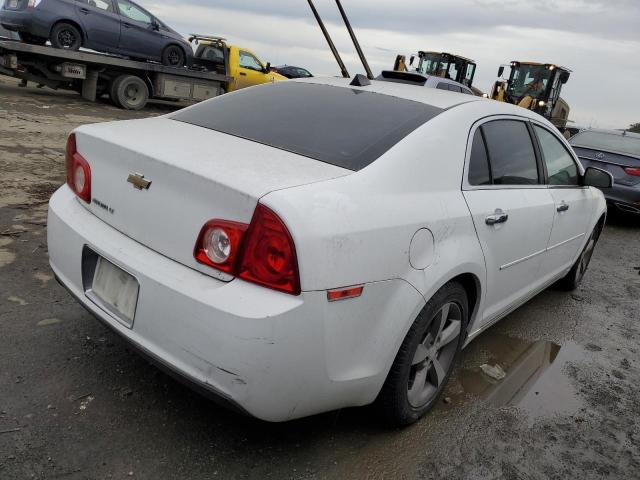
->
194;220;248;274
194;204;301;295
624;167;640;177
237;204;300;295
27;0;38;8
65;133;91;203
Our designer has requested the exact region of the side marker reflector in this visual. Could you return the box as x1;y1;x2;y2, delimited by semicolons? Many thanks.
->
327;286;364;302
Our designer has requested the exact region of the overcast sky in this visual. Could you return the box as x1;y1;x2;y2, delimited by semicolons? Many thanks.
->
148;0;639;129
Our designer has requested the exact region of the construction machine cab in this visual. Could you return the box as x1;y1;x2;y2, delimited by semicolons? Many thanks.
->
406;51;477;88
492;61;571;128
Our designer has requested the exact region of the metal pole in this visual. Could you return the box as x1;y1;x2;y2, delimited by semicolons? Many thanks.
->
334;0;374;80
306;0;350;78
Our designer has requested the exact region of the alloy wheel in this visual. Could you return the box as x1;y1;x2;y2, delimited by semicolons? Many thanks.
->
58;29;76;48
407;302;462;408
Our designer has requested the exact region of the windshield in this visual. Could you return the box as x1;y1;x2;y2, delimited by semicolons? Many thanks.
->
171;82;443;171
570;131;640;158
417;53;446;76
508;65;552;99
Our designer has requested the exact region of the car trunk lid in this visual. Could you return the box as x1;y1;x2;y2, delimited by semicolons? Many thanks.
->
74;117;350;281
573;146;640;186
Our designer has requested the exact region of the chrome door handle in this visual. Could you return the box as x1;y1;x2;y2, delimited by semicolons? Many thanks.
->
79;7;89;14
557;202;570;212
485;209;509;225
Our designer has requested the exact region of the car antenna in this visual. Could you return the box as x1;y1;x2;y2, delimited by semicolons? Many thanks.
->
306;0;350;78
334;0;374;81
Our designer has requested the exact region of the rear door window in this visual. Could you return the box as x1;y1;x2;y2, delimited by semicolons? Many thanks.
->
482;120;540;185
533;125;579;185
436;83;449;91
468;130;491;186
171;82;443;171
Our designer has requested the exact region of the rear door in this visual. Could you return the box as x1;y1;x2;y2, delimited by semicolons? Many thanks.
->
114;0;163;60
532;123;591;280
75;0;121;51
463;118;556;324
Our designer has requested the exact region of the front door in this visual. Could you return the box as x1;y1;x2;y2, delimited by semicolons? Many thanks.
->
237;50;267;89
75;0;121;51
463;119;556;324
533;124;591;281
115;0;163;60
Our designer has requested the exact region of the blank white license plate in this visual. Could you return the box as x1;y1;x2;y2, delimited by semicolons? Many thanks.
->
91;257;139;327
8;0;18;8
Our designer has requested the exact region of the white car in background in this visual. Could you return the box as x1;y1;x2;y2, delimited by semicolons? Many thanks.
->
48;77;611;425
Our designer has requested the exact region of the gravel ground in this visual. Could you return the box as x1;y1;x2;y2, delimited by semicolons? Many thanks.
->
1;77;639;480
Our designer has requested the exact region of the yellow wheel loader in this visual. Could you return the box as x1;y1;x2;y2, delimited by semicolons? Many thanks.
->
491;61;571;129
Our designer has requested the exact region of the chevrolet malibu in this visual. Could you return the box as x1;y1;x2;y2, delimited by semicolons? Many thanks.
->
48;77;612;425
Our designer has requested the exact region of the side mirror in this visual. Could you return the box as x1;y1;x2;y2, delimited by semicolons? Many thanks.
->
151;20;160;31
497;66;505;77
409;56;415;66
583;167;613;188
263;62;271;73
560;71;570;84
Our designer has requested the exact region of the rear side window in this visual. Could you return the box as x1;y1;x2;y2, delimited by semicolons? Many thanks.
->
534;126;579;185
172;82;443;171
468;130;491;185
482;120;539;185
448;84;462;93
436;83;449;91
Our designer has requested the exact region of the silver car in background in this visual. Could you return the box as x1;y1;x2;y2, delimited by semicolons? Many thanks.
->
570;129;640;215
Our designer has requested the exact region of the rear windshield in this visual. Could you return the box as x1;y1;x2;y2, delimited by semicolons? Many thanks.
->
171;82;443;171
571;131;640;158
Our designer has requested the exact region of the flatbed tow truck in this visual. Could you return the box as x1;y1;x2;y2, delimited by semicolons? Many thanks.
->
0;36;233;110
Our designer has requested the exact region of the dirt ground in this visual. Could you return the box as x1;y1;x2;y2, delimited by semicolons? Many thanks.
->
1;77;639;480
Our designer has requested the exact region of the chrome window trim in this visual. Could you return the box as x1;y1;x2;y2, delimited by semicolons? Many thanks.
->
462;115;587;191
462;114;548;191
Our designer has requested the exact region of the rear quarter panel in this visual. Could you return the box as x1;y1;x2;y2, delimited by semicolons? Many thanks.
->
262;103;490;336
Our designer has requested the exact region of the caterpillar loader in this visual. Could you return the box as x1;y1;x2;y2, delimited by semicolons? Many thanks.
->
394;50;483;94
491;61;571;129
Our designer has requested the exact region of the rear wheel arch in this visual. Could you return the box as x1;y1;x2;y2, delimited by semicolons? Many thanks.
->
449;273;481;338
50;19;85;44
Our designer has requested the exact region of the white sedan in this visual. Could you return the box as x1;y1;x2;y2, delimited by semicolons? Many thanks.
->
48;77;611;425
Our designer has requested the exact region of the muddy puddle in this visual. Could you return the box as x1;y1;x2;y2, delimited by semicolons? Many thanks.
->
457;334;587;419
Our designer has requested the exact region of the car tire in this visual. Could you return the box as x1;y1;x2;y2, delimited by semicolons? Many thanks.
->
556;223;603;291
375;281;468;426
162;45;185;67
110;75;149;110
20;32;47;45
50;22;82;50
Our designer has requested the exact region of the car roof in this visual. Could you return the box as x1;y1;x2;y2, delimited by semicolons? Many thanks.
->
293;76;484;110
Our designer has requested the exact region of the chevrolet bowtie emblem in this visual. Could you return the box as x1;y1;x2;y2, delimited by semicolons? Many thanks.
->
127;173;152;190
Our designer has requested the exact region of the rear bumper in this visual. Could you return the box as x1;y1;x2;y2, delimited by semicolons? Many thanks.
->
0;10;31;31
47;186;423;421
0;10;49;37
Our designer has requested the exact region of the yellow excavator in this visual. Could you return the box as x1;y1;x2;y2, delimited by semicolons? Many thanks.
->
491;61;571;129
394;51;482;94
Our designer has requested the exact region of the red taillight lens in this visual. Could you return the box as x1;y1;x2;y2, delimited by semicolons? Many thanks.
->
238;205;300;295
624;167;640;177
65;133;91;203
194;205;300;295
194;220;248;274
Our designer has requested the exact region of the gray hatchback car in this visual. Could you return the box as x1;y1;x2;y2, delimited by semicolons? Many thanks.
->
570;129;640;215
0;0;193;66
